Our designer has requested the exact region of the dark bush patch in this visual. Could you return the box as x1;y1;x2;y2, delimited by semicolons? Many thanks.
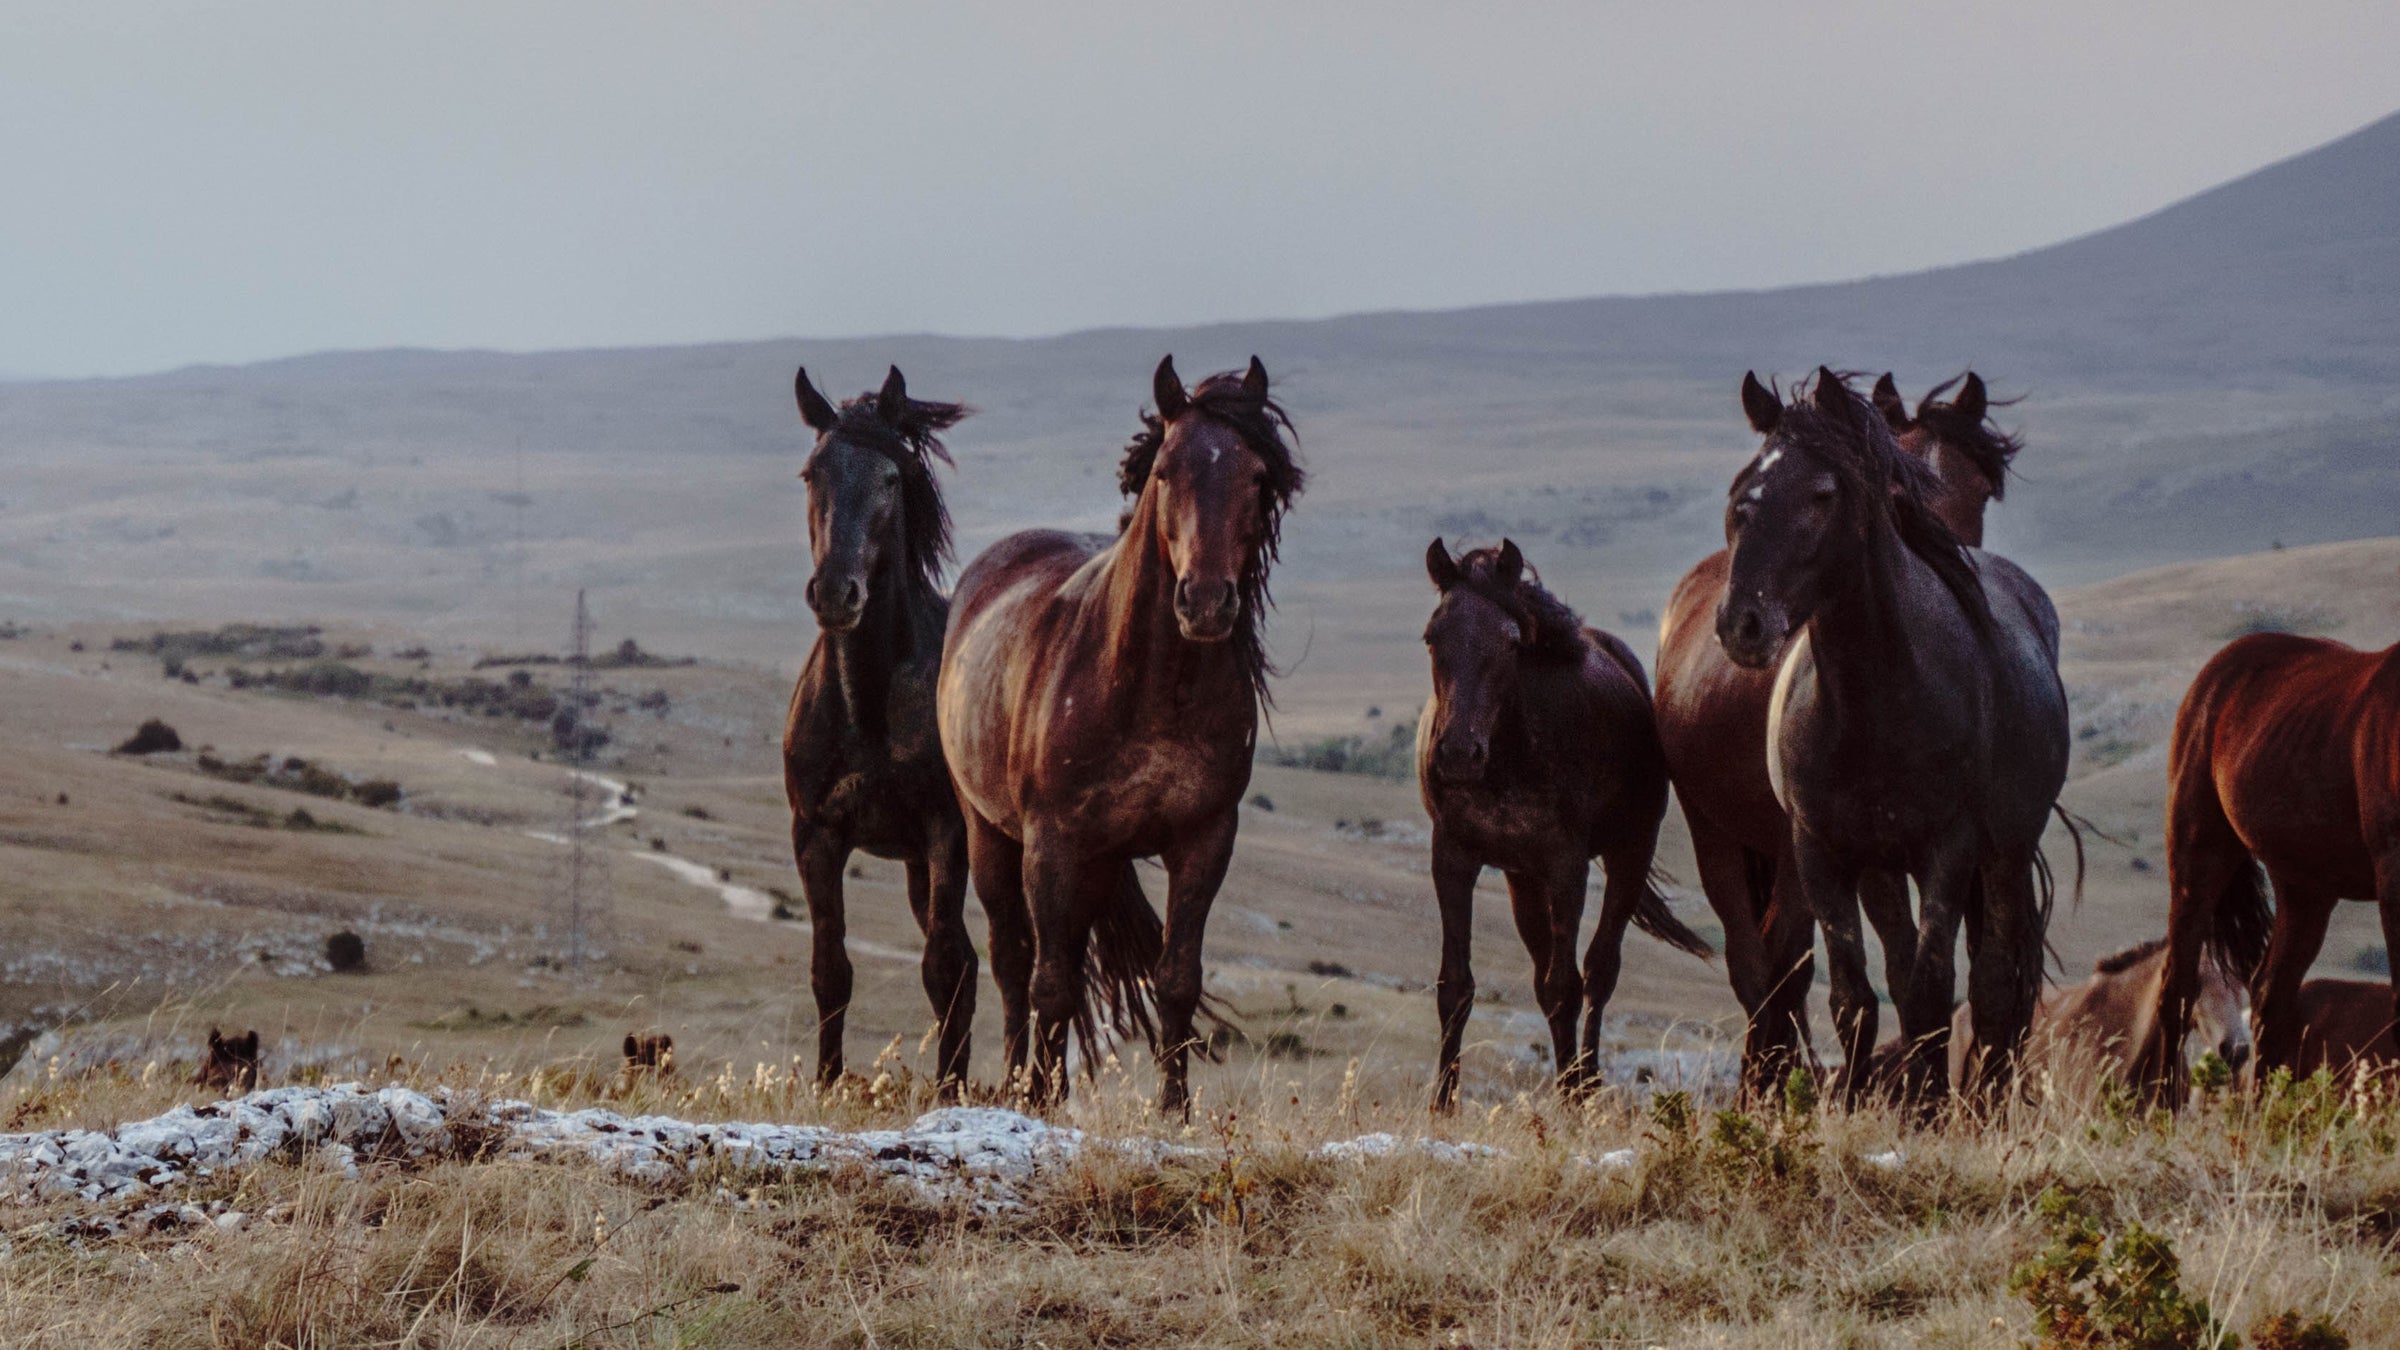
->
115;719;183;755
326;931;367;973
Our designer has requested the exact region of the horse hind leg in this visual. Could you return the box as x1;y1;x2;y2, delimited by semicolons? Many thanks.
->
2253;871;2336;1075
1507;862;1586;1099
964;810;1033;1095
1580;848;1657;1093
1687;816;1784;1094
1964;849;2044;1106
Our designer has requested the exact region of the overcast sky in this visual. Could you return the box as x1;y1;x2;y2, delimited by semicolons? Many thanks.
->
3;2;2395;378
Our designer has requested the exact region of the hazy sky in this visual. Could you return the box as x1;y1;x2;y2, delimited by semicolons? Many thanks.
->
4;2;2396;378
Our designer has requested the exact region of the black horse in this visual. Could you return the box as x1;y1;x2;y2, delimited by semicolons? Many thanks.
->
781;365;978;1092
1419;539;1712;1110
1716;369;2068;1108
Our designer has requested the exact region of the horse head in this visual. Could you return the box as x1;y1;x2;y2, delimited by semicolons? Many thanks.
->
794;364;964;632
1421;537;1536;784
1127;355;1301;644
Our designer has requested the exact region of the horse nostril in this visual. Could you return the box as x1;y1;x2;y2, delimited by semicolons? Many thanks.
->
1735;610;1763;643
843;579;862;608
805;577;819;607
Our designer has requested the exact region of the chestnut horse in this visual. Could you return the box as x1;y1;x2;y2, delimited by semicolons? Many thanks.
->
938;356;1301;1111
1942;938;2250;1089
2291;979;2400;1077
1419;539;1712;1110
1717;369;2067;1108
2138;632;2400;1094
781;366;978;1090
1654;371;2022;1092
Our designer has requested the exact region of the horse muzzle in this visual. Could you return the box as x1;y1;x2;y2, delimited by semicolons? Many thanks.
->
1714;598;1787;670
806;574;866;633
1173;576;1240;642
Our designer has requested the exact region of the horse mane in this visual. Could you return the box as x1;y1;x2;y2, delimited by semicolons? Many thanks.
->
1759;371;1993;640
1451;547;1590;668
2093;937;2165;975
812;392;968;592
1912;374;2024;502
1117;369;1306;702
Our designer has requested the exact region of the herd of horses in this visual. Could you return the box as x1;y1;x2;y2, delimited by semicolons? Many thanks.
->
778;354;2400;1118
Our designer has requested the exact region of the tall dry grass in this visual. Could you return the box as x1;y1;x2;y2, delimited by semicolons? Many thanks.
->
0;1040;2390;1348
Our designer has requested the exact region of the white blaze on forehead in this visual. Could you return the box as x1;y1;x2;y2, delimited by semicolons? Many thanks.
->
1757;448;1783;474
1745;483;1764;501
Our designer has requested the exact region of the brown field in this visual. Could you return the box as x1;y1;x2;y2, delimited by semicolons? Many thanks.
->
1;538;2396;1344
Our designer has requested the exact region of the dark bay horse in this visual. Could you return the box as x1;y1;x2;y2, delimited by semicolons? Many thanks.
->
1716;369;2067;1108
781;365;978;1091
1654;371;2022;1092
2292;979;2400;1078
938;356;1302;1112
2138;632;2400;1094
1419;539;1712;1110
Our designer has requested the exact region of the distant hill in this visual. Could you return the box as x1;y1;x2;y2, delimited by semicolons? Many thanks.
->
1;109;2393;727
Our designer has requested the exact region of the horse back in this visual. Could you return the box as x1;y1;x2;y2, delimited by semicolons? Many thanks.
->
2175;634;2397;891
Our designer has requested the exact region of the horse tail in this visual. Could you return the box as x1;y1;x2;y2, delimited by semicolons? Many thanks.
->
1079;861;1235;1069
1636;870;1715;959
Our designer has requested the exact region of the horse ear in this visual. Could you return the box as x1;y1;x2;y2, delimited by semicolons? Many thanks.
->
1871;372;1909;431
1810;367;1854;422
795;366;838;433
1955;371;1987;422
208;1028;223;1050
623;1034;639;1059
1153;355;1187;421
1740;371;1781;434
878;365;910;426
241;1030;259;1055
1493;538;1525;588
1425;538;1460;591
1241;355;1269;400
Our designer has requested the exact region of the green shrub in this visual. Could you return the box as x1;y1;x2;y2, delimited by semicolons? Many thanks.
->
2010;1188;2231;1349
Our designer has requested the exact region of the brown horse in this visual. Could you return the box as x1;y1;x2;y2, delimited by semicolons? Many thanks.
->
1654;371;2022;1092
2139;632;2400;1094
781;366;979;1091
938;356;1301;1112
1419;539;1712;1110
1942;938;2250;1088
2291;979;2400;1077
1717;369;2067;1109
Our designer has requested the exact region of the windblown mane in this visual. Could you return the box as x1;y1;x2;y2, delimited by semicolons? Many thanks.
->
2093;937;2165;975
1117;370;1306;702
810;392;968;592
1452;547;1590;667
1913;374;2024;501
1745;371;1993;640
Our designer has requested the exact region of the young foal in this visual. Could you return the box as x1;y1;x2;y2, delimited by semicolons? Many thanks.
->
1653;371;2022;1093
782;366;978;1091
1420;539;1711;1110
2139;632;2400;1093
1942;938;2250;1089
1717;369;2068;1109
939;356;1301;1112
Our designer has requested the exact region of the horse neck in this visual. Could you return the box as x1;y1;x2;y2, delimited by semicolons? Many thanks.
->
1924;443;1992;548
1801;510;1938;712
1090;492;1248;724
824;548;935;725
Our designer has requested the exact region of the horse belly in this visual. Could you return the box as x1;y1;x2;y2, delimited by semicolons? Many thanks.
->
2217;695;2375;894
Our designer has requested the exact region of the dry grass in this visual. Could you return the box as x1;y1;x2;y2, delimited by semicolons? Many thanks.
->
1;1046;2393;1348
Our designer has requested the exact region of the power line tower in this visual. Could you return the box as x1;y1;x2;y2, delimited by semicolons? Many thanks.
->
549;588;611;971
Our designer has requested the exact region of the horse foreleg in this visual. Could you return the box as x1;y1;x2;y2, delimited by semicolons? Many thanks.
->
795;830;853;1087
2254;872;2335;1075
1859;869;1917;1017
1795;832;1873;1107
1021;834;1091;1107
1430;835;1480;1114
1508;859;1588;1099
1899;843;1978;1114
2375;851;2400;1075
1963;850;2042;1106
913;813;979;1098
1687;817;1777;1091
1751;850;1818;1098
965;811;1032;1095
1156;810;1240;1119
